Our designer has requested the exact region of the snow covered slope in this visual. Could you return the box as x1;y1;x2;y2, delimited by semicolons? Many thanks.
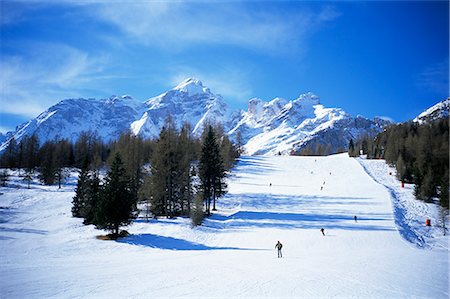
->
413;98;450;124
228;93;386;155
1;155;448;298
131;78;229;139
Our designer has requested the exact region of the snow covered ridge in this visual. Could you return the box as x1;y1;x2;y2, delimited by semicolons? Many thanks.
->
130;78;229;139
227;93;388;155
1;78;394;154
413;98;450;124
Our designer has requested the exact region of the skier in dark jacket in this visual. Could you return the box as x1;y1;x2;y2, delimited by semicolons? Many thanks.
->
275;241;283;258
320;228;325;236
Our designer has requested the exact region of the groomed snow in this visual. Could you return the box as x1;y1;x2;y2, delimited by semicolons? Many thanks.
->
1;155;448;298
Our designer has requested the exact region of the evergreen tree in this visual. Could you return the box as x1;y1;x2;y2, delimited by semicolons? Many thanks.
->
148;116;185;217
236;130;244;156
110;132;145;202
178;123;195;215
348;139;356;157
83;171;100;224
199;125;227;215
72;157;91;218
438;168;449;208
94;153;136;237
21;134;39;176
72;156;100;223
396;154;406;181
74;131;104;170
0;138;18;169
39;141;57;185
55;139;74;188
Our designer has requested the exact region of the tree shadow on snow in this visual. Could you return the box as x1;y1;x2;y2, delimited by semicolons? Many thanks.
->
118;233;265;251
0;226;47;235
231;156;278;176
206;210;394;232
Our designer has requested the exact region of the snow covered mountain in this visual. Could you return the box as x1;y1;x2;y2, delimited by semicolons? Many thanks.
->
0;95;147;151
1;78;388;155
413;98;449;124
131;78;229;139
228;93;387;155
0;79;228;152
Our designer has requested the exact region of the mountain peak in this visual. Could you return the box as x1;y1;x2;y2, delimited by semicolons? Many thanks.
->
173;78;210;96
294;92;320;105
414;98;449;124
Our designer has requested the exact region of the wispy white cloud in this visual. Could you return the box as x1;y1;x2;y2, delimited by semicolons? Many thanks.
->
0;43;109;118
416;59;449;95
84;1;339;53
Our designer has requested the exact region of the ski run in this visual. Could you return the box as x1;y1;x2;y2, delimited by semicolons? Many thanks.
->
1;154;448;298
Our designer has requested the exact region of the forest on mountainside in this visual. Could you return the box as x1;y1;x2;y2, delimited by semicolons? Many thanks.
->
349;118;449;208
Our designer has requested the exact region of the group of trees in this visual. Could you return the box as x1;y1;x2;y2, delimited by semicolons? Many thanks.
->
0;131;154;188
296;143;346;156
72;153;137;237
349;118;449;208
139;118;237;225
140;120;198;219
0;118;239;235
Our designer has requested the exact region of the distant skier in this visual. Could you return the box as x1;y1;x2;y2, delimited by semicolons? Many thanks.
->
354;215;358;222
320;186;323;191
269;183;272;187
320;228;325;236
275;241;283;258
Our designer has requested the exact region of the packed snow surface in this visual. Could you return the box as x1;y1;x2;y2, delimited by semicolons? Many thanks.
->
1;155;448;298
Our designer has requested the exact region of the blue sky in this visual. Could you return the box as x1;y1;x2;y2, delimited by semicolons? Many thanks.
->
1;0;448;133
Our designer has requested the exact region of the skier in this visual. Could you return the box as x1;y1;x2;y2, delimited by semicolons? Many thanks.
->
269;183;272;187
354;215;358;222
275;241;283;258
320;186;323;191
320;228;325;236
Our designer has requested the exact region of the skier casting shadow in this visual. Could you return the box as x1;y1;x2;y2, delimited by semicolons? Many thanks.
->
275;241;283;258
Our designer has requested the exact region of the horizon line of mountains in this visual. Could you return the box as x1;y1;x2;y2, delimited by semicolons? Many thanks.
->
1;78;448;155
